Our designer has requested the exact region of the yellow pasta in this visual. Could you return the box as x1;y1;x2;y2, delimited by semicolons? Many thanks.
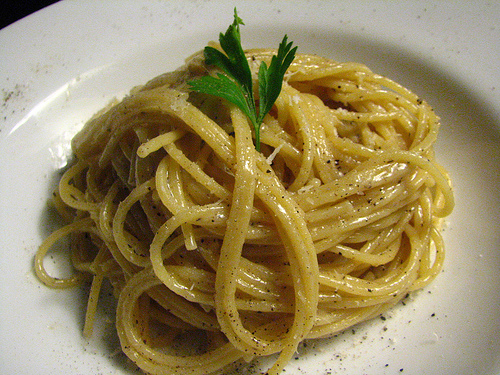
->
35;49;454;375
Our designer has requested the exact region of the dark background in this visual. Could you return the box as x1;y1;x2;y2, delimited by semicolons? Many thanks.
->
2;1;60;30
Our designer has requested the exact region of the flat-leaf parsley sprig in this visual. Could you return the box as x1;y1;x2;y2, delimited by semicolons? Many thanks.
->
188;9;297;151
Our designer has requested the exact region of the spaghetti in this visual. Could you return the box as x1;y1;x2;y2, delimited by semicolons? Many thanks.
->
35;49;454;375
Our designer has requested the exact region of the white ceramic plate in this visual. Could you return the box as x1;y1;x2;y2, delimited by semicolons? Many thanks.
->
1;1;499;374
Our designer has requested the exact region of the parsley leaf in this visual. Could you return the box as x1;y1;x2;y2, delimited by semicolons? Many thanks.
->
188;8;296;151
189;72;256;125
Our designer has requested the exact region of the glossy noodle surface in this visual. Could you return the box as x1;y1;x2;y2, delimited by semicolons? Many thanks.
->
36;50;454;375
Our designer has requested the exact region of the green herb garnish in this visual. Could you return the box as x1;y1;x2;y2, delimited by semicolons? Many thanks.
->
188;9;297;151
